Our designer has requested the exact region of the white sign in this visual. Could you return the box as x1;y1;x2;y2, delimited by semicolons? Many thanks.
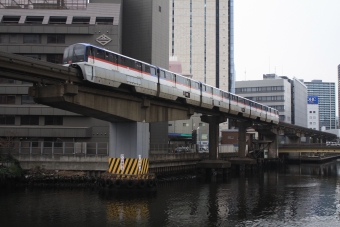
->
120;154;124;171
138;155;142;171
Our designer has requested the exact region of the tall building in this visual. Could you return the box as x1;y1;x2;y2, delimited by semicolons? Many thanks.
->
290;77;307;127
169;0;234;92
307;96;319;130
235;74;308;126
0;0;169;149
304;80;336;130
167;0;234;140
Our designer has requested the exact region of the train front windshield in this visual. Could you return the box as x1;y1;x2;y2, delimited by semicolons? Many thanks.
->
63;44;87;65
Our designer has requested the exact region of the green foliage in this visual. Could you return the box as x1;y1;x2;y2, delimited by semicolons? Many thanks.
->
0;155;22;177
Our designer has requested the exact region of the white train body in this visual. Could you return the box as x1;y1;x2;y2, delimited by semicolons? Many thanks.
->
63;43;279;124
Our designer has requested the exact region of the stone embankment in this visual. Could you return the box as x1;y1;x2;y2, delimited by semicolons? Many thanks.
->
0;168;158;192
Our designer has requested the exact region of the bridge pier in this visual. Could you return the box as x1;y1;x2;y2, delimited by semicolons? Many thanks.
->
230;120;257;167
196;115;230;177
108;122;150;174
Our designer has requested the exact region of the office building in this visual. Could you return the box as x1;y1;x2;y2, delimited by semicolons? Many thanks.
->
0;0;169;148
168;0;234;141
169;0;234;92
304;80;336;130
307;96;319;130
236;74;308;126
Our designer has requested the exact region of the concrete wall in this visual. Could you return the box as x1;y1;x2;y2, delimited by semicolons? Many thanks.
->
122;0;169;69
292;77;307;127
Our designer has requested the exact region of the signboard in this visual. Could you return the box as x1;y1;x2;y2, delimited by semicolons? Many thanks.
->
120;154;124;171
307;96;318;104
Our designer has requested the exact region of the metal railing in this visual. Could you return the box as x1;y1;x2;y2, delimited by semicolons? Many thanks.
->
0;141;108;156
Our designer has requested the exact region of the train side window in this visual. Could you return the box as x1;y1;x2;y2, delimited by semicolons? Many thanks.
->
223;92;230;99
165;72;172;80
194;82;199;89
187;79;190;86
118;56;125;65
150;67;156;75
144;64;150;73
108;53;114;62
136;62;142;71
244;99;249;105
105;51;109;60
95;49;105;59
159;70;165;78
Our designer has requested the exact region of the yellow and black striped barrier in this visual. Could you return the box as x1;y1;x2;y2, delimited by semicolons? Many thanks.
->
108;158;149;174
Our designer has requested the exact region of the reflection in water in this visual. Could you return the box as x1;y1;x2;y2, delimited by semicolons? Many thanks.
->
1;161;340;226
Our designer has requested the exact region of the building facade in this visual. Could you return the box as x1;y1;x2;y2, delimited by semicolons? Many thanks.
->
0;0;169;149
304;80;336;130
167;0;234;141
169;0;233;92
235;74;293;124
290;77;307;127
307;96;319;130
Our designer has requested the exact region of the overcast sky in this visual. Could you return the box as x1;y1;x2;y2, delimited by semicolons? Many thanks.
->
234;0;340;85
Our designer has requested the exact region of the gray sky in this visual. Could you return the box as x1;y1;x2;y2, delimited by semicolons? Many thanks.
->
234;0;340;85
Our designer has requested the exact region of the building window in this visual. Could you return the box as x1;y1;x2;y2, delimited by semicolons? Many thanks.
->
199;123;205;126
0;34;18;43
45;116;63;125
49;16;67;24
23;34;41;44
21;116;39;125
159;6;161;12
227;136;234;139
46;54;63;64
183;123;189;127
1;16;20;24
0;115;15;125
313;111;316;113
96;17;114;25
0;77;15;84
72;17;90;24
25;16;43;24
0;95;15;104
44;138;62;148
47;35;65;44
21;95;36;104
168;124;172;126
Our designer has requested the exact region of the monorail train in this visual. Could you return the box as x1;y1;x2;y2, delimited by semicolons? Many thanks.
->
63;43;279;124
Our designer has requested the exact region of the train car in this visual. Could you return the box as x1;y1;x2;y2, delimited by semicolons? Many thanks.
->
212;87;223;109
249;101;262;120
63;43;279;125
63;43;158;96
267;107;279;124
229;94;251;118
220;91;230;113
201;83;214;109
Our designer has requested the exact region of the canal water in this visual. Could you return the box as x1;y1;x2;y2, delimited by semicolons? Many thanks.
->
1;161;340;227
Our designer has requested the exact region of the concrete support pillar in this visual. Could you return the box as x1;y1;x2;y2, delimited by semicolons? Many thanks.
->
109;122;149;158
201;115;224;160
108;122;150;174
238;121;247;158
263;134;278;159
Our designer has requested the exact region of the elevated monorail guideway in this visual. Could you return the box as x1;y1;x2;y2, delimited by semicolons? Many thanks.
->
0;50;82;85
0;48;279;176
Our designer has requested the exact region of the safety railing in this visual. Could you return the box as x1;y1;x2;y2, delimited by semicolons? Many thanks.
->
0;141;108;156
